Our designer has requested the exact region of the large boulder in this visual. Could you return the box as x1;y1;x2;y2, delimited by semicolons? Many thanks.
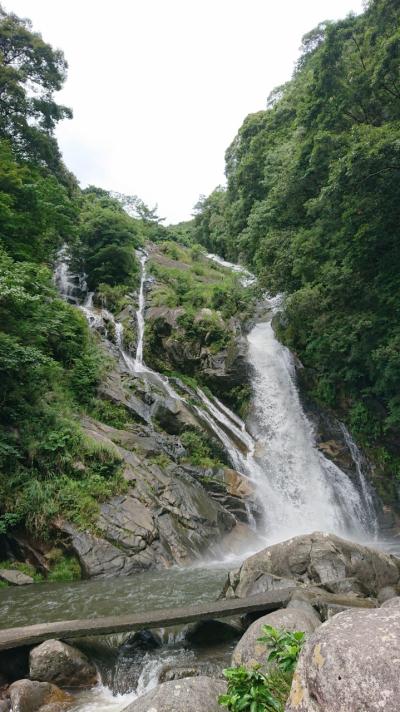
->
232;603;321;669
0;569;33;586
285;605;400;711
122;676;226;711
8;680;73;712
29;639;97;688
224;532;400;599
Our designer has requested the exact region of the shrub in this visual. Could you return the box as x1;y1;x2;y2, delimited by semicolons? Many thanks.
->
219;667;291;712
258;625;305;673
219;626;305;711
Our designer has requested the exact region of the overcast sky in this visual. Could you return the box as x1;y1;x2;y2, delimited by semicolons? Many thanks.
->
7;0;364;224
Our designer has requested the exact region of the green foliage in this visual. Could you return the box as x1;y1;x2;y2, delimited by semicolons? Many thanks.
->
95;283;131;314
195;0;400;495
76;187;141;291
180;428;226;468
87;398;131;429
258;626;305;673
165;220;195;246
47;551;81;582
219;626;304;711
68;347;106;405
219;667;291;712
0;6;73;173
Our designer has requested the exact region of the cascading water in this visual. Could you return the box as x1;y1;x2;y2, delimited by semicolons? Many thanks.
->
246;318;372;542
51;246;380;710
134;253;147;370
55;245;377;548
207;254;377;543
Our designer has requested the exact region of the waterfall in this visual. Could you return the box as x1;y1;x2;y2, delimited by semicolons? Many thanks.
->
134;252;148;370
245;319;371;543
339;422;379;536
55;246;377;552
51;246;381;710
206;253;377;545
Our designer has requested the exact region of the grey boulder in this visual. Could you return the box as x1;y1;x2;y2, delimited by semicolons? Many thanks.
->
29;639;98;688
122;676;226;711
232;605;320;670
0;569;33;586
8;680;73;712
224;531;400;599
285;604;400;711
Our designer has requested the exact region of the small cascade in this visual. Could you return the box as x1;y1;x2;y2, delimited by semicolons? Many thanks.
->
339;422;379;536
54;246;81;304
134;252;148;370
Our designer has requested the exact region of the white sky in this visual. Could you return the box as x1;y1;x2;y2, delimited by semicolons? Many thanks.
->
6;0;364;224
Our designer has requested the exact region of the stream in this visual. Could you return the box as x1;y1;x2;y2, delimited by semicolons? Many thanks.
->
0;247;380;709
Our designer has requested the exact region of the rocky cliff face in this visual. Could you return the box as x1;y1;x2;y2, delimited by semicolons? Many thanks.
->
54;314;254;577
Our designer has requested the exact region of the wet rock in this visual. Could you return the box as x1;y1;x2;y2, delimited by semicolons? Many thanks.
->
286;605;400;711
146;306;185;330
232;606;320;670
120;630;162;653
377;585;398;604
99;369;150;424
55;522;148;578
98;495;157;553
159;663;222;683
57;420;238;577
381;595;400;608
201;336;249;389
153;396;198;434
224;532;400;599
29;639;97;688
8;680;73;712
122;676;226;711
0;569;33;586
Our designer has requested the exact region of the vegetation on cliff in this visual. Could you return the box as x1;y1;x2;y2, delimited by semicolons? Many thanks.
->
0;7;252;577
194;0;400;500
0;8;163;560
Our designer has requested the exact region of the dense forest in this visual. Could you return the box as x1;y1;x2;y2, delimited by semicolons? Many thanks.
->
0;5;252;576
194;0;400;499
0;6;178;558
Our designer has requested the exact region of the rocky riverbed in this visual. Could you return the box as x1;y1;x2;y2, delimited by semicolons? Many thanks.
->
1;532;400;711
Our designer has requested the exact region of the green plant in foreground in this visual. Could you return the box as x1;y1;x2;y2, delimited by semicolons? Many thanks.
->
219;626;304;711
219;667;291;712
258;625;305;673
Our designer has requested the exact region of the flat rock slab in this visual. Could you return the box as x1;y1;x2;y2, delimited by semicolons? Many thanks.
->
0;569;33;586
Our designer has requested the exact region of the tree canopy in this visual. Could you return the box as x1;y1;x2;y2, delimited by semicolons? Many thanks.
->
194;0;400;493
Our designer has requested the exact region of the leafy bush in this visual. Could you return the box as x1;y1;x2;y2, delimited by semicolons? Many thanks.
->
258;625;305;673
219;666;291;712
219;626;305;711
180;428;227;468
47;551;81;581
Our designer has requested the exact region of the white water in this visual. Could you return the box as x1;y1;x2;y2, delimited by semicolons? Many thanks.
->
134;252;147;370
56;245;376;547
246;319;372;542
